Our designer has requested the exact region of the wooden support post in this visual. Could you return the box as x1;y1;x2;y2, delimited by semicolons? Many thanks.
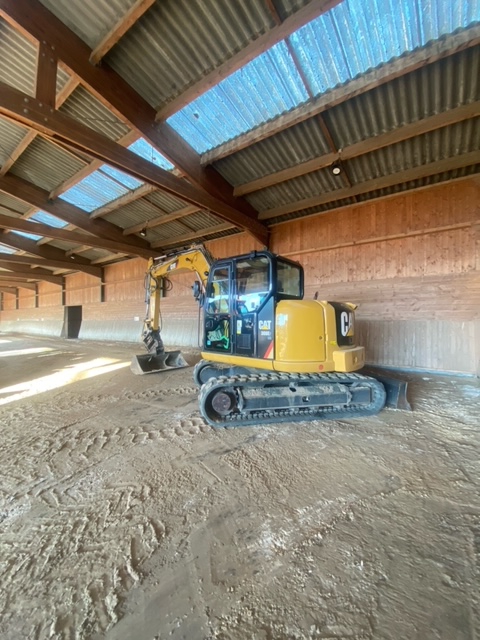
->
36;41;57;107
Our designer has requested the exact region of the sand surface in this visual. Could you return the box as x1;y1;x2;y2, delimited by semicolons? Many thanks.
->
0;334;479;640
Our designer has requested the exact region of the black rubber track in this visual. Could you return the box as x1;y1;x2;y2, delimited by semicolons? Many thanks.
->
199;371;387;429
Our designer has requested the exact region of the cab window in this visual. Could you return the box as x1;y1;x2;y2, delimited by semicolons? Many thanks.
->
207;266;230;314
235;256;270;312
277;260;302;298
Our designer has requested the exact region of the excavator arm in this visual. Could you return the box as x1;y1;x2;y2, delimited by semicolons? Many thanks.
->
131;245;214;375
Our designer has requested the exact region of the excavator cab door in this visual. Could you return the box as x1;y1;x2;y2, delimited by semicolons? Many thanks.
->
204;264;233;353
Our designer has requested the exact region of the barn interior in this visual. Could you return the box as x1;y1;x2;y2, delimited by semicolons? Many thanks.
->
0;0;479;638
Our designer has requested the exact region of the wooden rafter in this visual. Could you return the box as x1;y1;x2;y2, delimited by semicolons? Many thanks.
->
0;270;62;284
0;0;263;229
0;253;102;277
0;281;36;290
0;260;56;276
259;150;480;220
123;205;201;236
48;130;138;200
0;229;94;264
0;129;37;177
201;26;480;165
0;81;268;245
155;0;341;121
90;0;156;65
90;183;156;219
235;102;480;196
0;212;153;258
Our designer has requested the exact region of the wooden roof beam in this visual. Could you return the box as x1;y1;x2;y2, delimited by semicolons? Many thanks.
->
202;26;480;165
0;212;153;258
0;270;62;284
0;281;36;291
0;253;102;277
0;0;264;235
259;150;480;220
0;129;37;177
89;0;156;65
0;81;268;245
90;183;156;219
235;101;480;196
0;229;93;264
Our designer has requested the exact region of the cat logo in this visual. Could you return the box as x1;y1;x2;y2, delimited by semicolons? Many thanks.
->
259;320;272;333
340;311;354;337
167;261;178;271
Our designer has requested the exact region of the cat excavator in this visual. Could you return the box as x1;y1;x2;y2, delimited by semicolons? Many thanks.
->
131;245;409;428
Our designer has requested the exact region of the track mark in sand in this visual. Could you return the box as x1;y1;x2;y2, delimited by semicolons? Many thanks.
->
175;417;210;436
123;385;197;403
0;481;168;637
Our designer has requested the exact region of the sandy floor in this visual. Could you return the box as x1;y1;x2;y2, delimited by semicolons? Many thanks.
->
0;334;478;640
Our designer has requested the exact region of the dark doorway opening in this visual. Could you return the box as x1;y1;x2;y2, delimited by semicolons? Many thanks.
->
63;305;82;339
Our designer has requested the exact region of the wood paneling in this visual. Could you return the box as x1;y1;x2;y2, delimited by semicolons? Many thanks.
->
38;281;62;307
65;272;101;306
18;288;35;309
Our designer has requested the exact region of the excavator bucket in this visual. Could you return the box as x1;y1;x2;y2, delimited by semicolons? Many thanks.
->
130;350;189;375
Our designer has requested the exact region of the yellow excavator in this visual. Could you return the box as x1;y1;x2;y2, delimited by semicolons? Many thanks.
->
131;245;408;427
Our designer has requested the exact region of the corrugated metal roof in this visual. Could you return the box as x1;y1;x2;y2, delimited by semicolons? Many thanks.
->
10;138;86;192
323;47;480;148
213;118;332;186
11;230;42;241
0;118;30;166
103;198;161;228
166;0;479;153
347;119;480;181
0;193;31;215
56;66;72;95
267;165;480;225
59;86;131;141
106;0;275;108
244;119;479;213
0;19;36;96
214;46;479;189
145;191;191;213
38;0;140;50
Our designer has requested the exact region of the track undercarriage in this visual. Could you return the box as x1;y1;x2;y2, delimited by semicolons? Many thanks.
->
195;361;387;428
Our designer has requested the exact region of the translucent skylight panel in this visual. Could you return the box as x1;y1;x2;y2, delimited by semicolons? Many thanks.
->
128;138;174;171
167;41;308;154
31;211;68;228
12;230;42;241
99;165;143;190
292;0;480;98
165;0;478;154
0;244;16;254
60;171;130;212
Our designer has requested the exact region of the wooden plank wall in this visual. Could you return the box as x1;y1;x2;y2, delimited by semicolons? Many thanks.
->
271;177;479;374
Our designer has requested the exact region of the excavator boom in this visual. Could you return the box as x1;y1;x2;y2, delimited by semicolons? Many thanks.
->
130;245;213;375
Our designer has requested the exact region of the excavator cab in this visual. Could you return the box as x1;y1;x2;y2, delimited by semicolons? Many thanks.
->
203;251;303;359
